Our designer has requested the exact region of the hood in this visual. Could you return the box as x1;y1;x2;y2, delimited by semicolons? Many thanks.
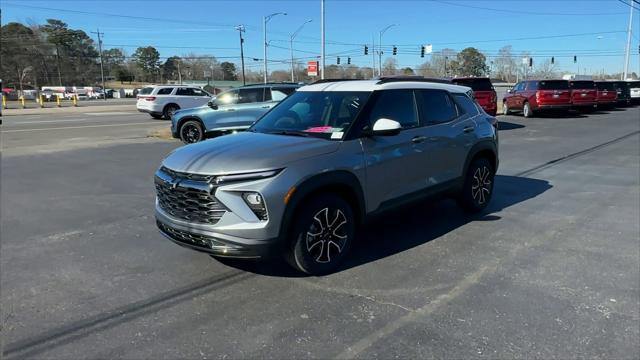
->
173;105;210;119
162;132;340;174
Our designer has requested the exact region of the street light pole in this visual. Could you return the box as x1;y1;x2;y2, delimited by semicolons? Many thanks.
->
379;24;397;77
623;2;633;80
321;0;325;80
263;12;287;84
290;19;312;82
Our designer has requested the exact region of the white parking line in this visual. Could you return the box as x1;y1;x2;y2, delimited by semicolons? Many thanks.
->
2;122;157;133
84;112;139;116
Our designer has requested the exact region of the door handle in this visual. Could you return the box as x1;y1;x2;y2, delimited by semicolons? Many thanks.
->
411;136;427;143
261;105;270;108
463;126;474;133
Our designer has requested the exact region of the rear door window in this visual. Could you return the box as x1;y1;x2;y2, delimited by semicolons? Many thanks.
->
156;88;174;95
452;93;480;116
415;89;459;124
238;88;265;103
191;88;209;96
176;87;194;96
369;89;418;128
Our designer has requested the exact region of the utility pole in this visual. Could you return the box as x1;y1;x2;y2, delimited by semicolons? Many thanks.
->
372;36;376;79
623;2;634;80
236;25;246;85
177;61;182;84
263;12;286;83
91;29;107;101
379;24;397;77
321;0;325;80
290;19;312;82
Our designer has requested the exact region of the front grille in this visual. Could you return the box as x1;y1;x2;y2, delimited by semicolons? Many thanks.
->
155;169;227;225
157;221;218;249
160;166;216;182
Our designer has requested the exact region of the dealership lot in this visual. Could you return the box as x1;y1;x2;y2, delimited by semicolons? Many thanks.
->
1;107;639;358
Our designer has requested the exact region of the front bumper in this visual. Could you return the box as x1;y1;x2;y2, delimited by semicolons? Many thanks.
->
156;208;283;259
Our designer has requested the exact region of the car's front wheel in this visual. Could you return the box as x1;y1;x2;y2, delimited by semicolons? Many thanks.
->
458;157;495;213
179;120;205;144
288;194;355;275
523;102;533;118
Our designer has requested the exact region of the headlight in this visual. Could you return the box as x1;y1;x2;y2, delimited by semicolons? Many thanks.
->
214;169;281;184
242;192;268;220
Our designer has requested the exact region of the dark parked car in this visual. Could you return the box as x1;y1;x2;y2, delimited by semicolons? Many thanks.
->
451;77;497;116
595;81;617;108
503;80;571;118
611;81;631;106
568;80;597;111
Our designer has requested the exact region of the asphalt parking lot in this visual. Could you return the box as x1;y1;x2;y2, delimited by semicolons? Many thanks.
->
1;106;639;358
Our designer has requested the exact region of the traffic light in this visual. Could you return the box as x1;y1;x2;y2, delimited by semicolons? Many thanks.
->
392;46;397;55
551;56;554;64
421;46;425;58
574;55;577;63
347;57;351;65
337;57;340;65
364;45;368;55
529;57;533;67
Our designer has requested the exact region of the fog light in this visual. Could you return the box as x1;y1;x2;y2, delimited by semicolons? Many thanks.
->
242;192;268;220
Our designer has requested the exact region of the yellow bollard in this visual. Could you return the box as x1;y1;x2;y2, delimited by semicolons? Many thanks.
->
56;95;61;107
40;94;45;108
20;96;26;109
73;95;78;107
2;94;6;109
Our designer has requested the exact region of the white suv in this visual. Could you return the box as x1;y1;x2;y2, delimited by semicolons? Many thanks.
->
136;85;212;119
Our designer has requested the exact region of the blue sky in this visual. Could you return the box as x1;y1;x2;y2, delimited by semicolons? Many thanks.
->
3;0;639;75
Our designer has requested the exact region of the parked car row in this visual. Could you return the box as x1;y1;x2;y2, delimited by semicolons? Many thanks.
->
503;79;639;118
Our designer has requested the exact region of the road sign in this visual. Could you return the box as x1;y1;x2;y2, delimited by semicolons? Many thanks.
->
425;44;433;54
308;61;318;76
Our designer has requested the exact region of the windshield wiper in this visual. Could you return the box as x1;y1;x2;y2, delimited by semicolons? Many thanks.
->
266;130;310;137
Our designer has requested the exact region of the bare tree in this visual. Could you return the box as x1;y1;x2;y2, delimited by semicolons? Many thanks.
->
494;46;517;82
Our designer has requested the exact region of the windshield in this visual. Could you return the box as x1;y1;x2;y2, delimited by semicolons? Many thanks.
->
451;78;493;91
538;80;569;90
569;81;595;89
252;91;370;140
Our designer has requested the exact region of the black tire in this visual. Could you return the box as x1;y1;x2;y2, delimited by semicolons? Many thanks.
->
150;114;163;119
287;194;356;275
457;157;495;213
179;120;204;144
523;101;533;118
163;104;179;119
502;101;509;115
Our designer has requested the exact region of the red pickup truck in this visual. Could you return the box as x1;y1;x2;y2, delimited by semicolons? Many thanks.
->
503;80;571;118
451;77;497;116
594;81;617;108
568;80;597;111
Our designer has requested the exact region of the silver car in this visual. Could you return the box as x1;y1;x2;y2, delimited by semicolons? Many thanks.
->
171;83;299;143
155;77;499;274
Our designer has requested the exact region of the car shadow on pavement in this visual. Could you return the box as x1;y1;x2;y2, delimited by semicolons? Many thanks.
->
498;121;525;130
222;175;552;277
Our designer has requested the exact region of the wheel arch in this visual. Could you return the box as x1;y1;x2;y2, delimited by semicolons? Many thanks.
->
163;102;181;114
463;141;498;176
278;170;366;245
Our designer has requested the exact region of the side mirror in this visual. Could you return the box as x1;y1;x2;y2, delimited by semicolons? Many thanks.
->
208;100;218;110
369;118;402;136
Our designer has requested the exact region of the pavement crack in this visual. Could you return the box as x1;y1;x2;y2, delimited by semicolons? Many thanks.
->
354;293;415;313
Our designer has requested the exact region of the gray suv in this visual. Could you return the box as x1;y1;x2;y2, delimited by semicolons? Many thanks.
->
155;77;499;275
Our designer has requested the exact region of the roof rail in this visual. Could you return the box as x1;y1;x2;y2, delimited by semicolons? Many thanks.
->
376;76;452;84
310;79;360;85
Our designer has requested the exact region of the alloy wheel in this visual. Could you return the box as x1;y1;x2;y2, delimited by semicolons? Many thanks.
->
181;124;202;143
305;208;348;263
471;166;492;205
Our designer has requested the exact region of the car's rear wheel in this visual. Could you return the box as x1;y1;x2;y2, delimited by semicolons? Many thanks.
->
523;102;533;118
458;157;495;213
163;104;179;119
502;101;510;115
179;120;204;144
288;194;355;275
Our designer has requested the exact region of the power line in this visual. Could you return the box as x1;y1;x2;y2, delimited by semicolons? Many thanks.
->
433;0;628;16
617;0;640;11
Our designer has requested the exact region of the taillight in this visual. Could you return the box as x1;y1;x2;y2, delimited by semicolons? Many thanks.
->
144;96;156;101
536;91;541;101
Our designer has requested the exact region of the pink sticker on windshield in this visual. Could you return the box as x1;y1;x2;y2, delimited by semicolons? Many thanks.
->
304;126;333;133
